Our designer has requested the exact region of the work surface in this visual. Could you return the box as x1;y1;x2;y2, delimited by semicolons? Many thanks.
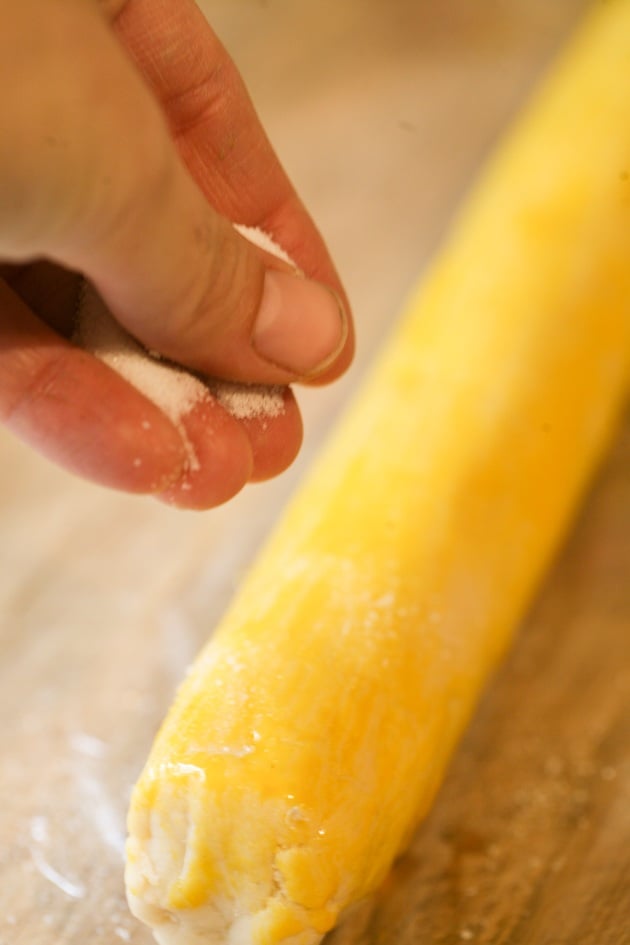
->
1;1;628;943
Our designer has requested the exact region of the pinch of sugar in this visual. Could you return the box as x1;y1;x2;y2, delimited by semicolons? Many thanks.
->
74;286;205;470
74;226;293;466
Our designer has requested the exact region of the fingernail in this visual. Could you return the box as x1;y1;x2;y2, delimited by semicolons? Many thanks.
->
252;270;348;377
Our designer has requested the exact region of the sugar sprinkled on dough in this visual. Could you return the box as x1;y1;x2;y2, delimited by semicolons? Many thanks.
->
74;226;293;461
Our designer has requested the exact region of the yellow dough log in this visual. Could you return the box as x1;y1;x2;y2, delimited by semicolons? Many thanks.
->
126;4;630;944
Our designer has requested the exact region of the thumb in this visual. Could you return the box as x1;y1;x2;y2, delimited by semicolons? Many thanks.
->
0;0;348;383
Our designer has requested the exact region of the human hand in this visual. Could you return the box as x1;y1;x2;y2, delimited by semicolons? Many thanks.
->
0;0;353;509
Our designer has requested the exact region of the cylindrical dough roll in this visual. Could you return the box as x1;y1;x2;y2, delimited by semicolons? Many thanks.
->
125;4;630;944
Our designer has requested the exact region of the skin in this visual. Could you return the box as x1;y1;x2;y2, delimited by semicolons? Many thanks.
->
0;0;353;509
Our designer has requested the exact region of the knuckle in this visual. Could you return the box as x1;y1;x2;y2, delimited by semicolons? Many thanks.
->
165;63;230;140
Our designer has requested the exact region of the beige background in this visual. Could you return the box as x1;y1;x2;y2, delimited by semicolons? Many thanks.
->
1;2;628;944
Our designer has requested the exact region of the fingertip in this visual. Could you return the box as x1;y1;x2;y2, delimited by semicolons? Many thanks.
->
302;298;355;387
241;387;303;482
154;384;303;506
236;215;355;385
155;397;254;510
251;272;350;381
